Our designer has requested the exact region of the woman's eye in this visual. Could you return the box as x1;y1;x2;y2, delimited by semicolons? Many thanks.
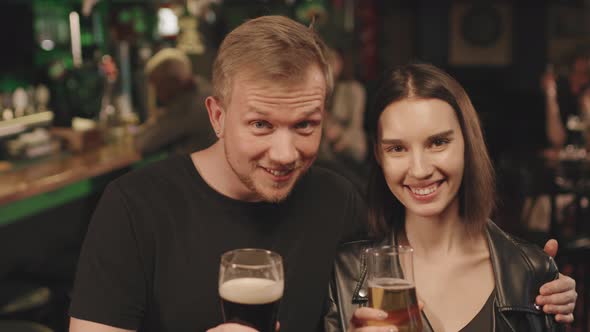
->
432;138;450;147
386;145;404;153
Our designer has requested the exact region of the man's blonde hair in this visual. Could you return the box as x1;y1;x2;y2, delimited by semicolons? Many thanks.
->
212;15;333;104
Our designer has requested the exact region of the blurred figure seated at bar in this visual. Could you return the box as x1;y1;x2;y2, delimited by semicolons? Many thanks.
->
317;47;368;190
134;48;217;155
541;47;590;151
323;47;367;163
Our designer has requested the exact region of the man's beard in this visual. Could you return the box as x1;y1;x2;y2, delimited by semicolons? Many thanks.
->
223;141;317;202
225;157;311;204
234;164;306;203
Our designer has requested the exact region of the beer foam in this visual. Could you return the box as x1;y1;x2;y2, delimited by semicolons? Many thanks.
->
219;278;284;305
368;277;414;290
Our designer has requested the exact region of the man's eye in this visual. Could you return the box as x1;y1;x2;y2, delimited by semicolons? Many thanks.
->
295;121;310;129
252;121;271;129
295;121;318;134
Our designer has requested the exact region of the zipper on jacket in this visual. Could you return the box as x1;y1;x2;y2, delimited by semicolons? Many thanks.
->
352;246;369;306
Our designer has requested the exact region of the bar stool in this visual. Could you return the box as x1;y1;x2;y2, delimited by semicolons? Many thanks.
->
512;154;590;330
558;239;590;331
554;161;590;330
0;321;53;332
0;281;51;322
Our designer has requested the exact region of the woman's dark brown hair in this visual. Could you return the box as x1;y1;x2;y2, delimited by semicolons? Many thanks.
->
366;63;495;238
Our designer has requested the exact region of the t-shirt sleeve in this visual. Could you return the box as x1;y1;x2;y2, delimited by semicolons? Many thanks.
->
69;181;147;330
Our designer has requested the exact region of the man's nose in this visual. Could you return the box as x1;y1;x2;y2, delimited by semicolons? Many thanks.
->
268;130;298;165
408;151;433;179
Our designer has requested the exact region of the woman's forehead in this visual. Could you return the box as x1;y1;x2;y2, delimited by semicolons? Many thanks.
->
379;99;460;136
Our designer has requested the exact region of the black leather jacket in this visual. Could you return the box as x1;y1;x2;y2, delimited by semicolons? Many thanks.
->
324;221;564;332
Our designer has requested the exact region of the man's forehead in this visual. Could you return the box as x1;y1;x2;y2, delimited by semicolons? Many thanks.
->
232;65;326;89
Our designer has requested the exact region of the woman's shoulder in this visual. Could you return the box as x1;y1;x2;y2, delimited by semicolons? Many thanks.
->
334;239;373;274
334;237;388;274
486;221;558;284
336;239;371;259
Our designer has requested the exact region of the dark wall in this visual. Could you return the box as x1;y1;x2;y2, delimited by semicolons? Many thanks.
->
0;3;34;79
406;1;551;157
416;1;450;66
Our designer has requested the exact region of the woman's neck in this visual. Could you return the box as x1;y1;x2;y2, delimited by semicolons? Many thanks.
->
402;199;479;259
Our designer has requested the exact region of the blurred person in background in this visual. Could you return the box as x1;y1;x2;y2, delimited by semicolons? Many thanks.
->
323;47;368;163
134;48;217;155
317;47;369;190
541;48;590;150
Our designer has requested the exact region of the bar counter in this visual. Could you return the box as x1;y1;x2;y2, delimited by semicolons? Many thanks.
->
0;141;161;226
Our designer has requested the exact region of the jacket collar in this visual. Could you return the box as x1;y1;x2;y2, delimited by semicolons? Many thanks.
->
485;220;540;312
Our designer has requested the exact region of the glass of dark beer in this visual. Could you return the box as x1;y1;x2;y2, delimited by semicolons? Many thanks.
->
364;245;422;332
219;248;283;332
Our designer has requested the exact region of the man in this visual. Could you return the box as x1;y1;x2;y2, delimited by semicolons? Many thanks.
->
134;48;217;155
69;16;576;332
70;16;363;332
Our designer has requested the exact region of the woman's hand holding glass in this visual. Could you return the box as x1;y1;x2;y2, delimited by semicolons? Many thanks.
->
348;307;399;332
349;246;422;332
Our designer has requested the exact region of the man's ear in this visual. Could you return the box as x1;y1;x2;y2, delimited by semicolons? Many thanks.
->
206;96;225;138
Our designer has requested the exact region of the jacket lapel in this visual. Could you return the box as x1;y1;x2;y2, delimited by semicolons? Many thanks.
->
485;220;540;312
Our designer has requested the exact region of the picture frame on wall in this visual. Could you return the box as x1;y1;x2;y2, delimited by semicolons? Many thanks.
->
449;3;512;66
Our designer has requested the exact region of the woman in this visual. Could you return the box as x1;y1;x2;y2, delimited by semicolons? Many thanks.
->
324;63;576;331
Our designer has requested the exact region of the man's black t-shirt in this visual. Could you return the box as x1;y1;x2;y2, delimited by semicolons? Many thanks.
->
69;155;365;331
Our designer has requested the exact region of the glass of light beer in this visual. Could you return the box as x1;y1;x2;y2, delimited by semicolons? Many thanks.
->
364;245;422;332
218;248;283;332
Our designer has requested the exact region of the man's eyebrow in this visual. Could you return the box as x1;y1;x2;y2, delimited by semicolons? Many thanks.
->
300;108;322;117
246;107;269;115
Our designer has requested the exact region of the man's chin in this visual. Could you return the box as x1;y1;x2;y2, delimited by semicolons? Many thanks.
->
251;166;309;202
258;188;293;203
255;181;297;203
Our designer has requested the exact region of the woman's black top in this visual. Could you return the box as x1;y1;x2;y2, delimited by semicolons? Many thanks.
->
459;289;495;332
